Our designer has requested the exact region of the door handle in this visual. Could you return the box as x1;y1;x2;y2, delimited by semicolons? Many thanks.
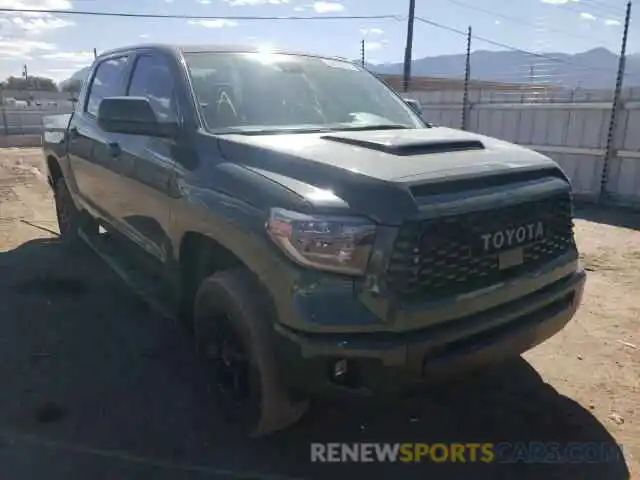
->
67;126;79;139
107;142;121;158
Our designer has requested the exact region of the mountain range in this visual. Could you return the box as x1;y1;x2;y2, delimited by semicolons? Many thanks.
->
368;47;640;89
61;47;640;90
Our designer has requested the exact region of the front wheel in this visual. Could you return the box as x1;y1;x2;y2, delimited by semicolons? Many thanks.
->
53;177;83;246
193;268;308;437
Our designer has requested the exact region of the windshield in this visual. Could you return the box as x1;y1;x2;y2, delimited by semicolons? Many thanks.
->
183;51;425;134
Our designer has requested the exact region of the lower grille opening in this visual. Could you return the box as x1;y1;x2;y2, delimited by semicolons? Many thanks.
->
422;291;575;362
387;193;576;301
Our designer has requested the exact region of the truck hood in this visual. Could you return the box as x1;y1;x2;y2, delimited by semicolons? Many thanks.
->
216;126;558;183
214;126;566;220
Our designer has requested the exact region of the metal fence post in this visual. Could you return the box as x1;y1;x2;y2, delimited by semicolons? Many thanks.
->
461;26;472;131
0;87;8;136
600;0;632;203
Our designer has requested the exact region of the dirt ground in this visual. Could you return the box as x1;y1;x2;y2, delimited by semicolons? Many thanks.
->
0;147;637;479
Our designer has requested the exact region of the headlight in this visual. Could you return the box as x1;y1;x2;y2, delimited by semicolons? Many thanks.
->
266;207;377;276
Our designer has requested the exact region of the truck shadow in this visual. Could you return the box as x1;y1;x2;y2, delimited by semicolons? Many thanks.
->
280;364;630;479
0;238;630;480
574;203;640;231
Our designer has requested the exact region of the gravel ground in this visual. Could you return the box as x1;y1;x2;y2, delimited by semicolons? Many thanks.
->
0;148;637;479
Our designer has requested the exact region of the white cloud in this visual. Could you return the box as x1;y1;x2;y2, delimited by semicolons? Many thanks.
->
365;42;384;51
604;18;621;26
188;19;239;27
42;51;94;61
8;15;73;33
293;5;305;10
46;67;75;73
579;12;597;20
198;0;211;3
139;33;150;39
360;27;383;36
495;20;501;25
224;0;289;5
0;0;74;36
43;67;78;81
312;1;344;13
0;39;55;57
0;0;73;9
540;0;580;4
364;38;388;51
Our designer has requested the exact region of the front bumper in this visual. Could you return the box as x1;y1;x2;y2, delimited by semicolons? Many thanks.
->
274;263;586;398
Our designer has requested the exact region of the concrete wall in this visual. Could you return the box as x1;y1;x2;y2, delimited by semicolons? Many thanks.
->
411;87;640;207
0;104;74;135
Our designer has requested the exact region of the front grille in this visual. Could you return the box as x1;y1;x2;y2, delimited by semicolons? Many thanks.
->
387;193;576;301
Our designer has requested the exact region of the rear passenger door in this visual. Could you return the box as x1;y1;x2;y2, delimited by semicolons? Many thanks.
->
67;54;132;223
115;52;183;268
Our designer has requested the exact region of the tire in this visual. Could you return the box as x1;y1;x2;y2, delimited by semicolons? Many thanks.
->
53;177;98;250
53;177;83;246
193;267;308;437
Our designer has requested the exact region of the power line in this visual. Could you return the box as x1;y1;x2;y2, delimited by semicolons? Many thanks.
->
544;0;625;20
573;0;626;16
588;2;626;15
414;15;631;77
0;7;401;21
439;0;613;44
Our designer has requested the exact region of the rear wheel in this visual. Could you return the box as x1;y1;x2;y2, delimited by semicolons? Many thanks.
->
193;268;308;437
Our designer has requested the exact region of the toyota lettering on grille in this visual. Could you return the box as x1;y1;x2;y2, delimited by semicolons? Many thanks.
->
480;221;545;253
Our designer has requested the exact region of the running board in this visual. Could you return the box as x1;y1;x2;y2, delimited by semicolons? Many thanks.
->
78;228;177;322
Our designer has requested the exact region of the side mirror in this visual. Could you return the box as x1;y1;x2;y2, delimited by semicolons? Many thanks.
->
97;96;178;137
403;97;423;116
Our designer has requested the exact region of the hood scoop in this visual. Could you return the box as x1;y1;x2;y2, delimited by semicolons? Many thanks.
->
320;131;485;156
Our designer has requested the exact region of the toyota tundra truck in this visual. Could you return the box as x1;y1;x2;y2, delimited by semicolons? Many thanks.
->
41;44;586;437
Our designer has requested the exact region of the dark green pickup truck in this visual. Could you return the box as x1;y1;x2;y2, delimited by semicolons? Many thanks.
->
41;44;586;437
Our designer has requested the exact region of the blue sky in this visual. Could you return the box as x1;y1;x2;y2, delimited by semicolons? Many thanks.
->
0;0;634;83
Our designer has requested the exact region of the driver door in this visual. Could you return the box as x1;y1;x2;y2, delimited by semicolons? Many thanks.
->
111;52;182;268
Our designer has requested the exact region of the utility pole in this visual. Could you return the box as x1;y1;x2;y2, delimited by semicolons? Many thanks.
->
361;39;365;67
22;64;28;82
601;0;632;202
93;48;97;59
461;26;472;131
402;0;416;92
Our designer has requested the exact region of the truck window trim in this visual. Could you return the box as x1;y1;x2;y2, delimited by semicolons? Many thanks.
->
125;52;184;129
83;54;131;119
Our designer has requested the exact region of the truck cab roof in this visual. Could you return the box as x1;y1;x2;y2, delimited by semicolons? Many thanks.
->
96;43;351;63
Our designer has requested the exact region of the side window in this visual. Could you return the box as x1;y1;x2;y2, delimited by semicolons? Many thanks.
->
127;55;177;123
85;56;130;117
